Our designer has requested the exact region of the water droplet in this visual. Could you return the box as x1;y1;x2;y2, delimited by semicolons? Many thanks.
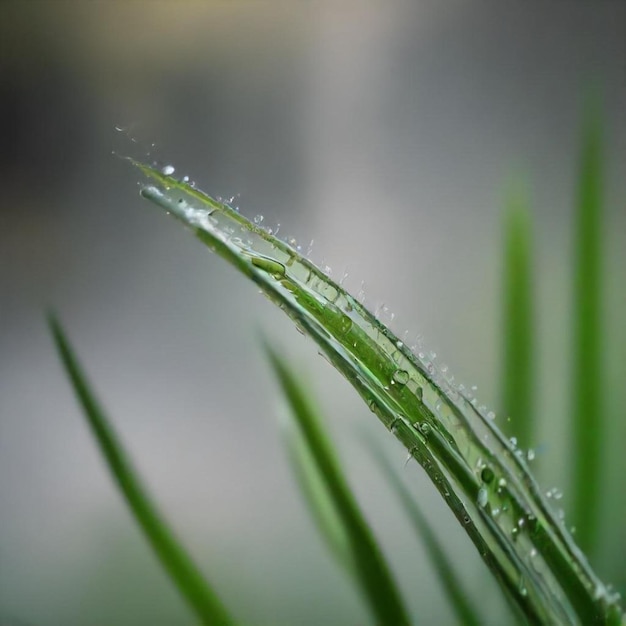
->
253;215;264;225
392;369;409;385
418;422;431;436
481;467;495;484
527;448;535;461
162;165;175;175
509;436;518;448
415;387;424;401
487;410;496;420
498;477;507;488
477;487;488;508
251;256;285;278
518;576;527;597
182;175;189;183
338;315;352;335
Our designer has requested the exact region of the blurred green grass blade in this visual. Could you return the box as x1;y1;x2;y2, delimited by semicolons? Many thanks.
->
48;314;237;626
501;184;534;451
570;101;604;555
283;425;353;574
264;343;411;626
364;436;482;626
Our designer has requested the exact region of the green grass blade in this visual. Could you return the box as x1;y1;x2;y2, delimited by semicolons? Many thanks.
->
133;159;624;624
264;344;411;626
48;313;237;626
501;184;534;451
363;436;482;626
282;423;353;574
570;101;604;556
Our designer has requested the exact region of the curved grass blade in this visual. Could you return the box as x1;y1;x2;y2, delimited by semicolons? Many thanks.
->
570;101;604;556
363;435;482;626
501;184;534;451
265;344;411;626
133;160;624;625
48;314;237;626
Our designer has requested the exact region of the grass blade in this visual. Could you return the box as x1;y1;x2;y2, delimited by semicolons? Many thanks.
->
133;159;624;624
264;344;411;626
570;101;604;555
363;436;482;626
282;423;353;574
501;183;534;450
48;313;236;626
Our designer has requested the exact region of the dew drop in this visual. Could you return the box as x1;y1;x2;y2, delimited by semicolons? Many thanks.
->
392;369;409;386
481;467;495;484
251;256;285;278
527;448;536;462
418;422;431;436
338;315;352;335
477;487;488;508
487;410;496;420
162;164;175;175
253;215;264;225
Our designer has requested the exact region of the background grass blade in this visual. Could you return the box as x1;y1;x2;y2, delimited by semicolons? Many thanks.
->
501;183;534;451
264;343;411;626
570;100;604;557
48;314;237;626
363;435;482;626
282;423;353;574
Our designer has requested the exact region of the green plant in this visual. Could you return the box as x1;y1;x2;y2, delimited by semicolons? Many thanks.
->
49;107;624;625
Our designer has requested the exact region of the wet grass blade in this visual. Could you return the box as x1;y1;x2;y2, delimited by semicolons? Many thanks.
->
570;101;604;556
501;184;534;450
363;435;482;626
264;344;411;626
133;159;624;624
48;314;237;626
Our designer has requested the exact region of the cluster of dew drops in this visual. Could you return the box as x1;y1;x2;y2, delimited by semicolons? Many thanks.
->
127;141;575;538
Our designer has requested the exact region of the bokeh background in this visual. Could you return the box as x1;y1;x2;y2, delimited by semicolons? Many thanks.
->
1;2;625;625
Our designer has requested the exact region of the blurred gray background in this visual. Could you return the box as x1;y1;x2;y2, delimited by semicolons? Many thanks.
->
1;2;625;625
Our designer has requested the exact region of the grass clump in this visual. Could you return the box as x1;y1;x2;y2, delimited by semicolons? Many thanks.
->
48;104;624;625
